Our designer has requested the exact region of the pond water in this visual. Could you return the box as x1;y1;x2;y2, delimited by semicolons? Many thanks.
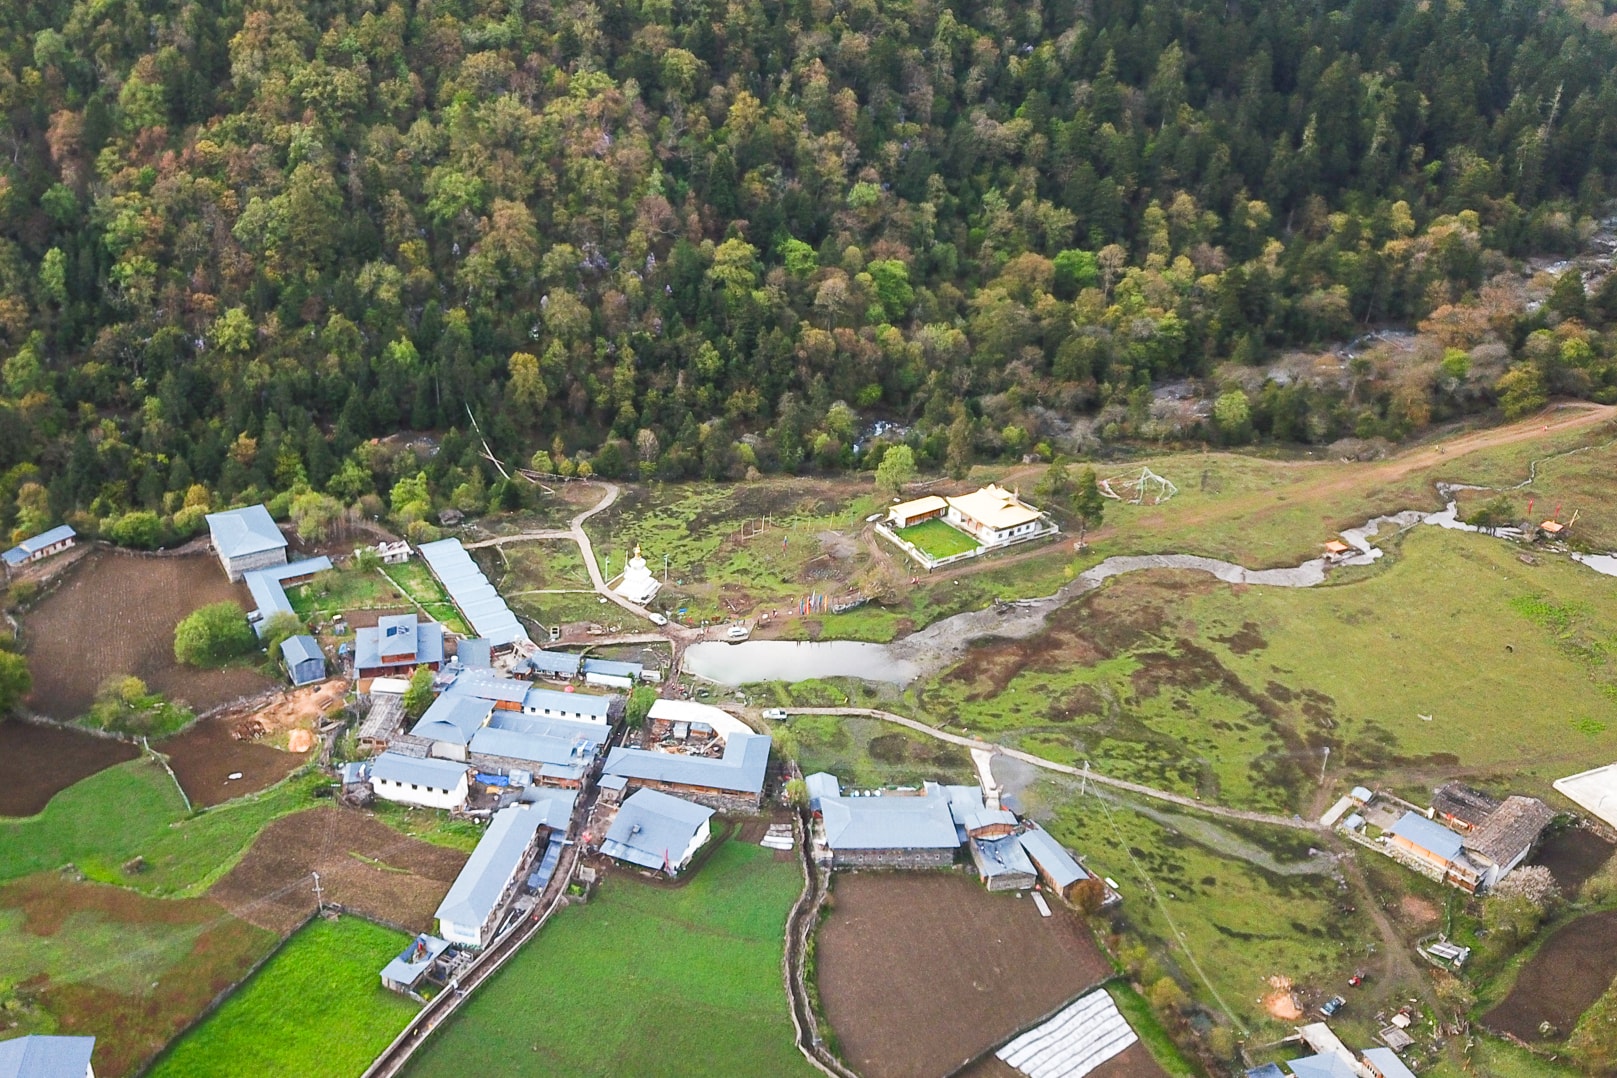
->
682;640;919;687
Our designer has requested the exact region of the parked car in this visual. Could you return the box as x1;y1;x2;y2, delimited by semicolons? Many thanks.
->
762;708;789;721
727;624;748;639
1319;996;1346;1017
647;612;668;626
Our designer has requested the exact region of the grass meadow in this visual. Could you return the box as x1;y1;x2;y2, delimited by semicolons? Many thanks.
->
894;517;981;558
405;839;814;1078
146;915;417;1078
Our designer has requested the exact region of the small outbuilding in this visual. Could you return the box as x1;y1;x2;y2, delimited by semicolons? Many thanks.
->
600;789;714;876
2;524;76;571
886;495;949;529
280;634;326;686
380;934;453;997
205;504;288;580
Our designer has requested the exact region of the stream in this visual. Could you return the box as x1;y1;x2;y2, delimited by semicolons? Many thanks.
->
689;498;1617;687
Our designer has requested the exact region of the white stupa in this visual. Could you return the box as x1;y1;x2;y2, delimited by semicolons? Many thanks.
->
614;544;661;606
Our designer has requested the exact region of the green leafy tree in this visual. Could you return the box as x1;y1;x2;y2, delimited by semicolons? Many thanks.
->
0;650;31;714
174;602;256;667
874;444;916;495
402;664;436;719
290;491;344;542
1072;466;1105;550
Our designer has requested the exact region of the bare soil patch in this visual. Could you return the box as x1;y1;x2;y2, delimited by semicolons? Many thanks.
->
816;872;1112;1078
0;720;138;816
21;551;273;719
1533;826;1615;896
1398;895;1441;928
208;807;467;934
1484;909;1617;1041
158;717;305;808
0;874;274;1078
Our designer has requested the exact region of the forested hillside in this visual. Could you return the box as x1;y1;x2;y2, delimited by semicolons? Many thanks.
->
3;0;1617;538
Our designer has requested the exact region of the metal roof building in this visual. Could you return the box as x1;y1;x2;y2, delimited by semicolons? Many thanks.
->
515;785;579;827
1017;825;1091;891
0;1035;97;1078
435;803;548;948
819;783;962;851
416;538;528;647
243;556;334;631
380;934;452;994
1385;812;1465;862
600;789;714;874
1362;1047;1417;1078
457;638;493;668
517;650;583;678
205;504;288;579
522;685;612;720
411;695;494;747
372;752;470;790
355;617;446;673
280;634;326;686
2;524;76;567
602;731;771;797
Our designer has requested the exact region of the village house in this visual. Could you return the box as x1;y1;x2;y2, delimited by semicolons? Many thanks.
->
370;752;470;811
467;713;607;789
971;833;1039;891
603;701;770;811
810;775;964;868
1462;795;1556;891
1384;812;1482;892
379;934;454;998
1555;761;1617;829
943;484;1052;546
1382;795;1553;894
515;649;583;681
242;556;333;634
1016;824;1111;909
354;614;446;679
1431;783;1500;832
280;634;326;686
600;788;715;875
885;495;949;529
0;1035;96;1078
410;694;493;762
2;524;75;572
365;540;411;564
456;638;492;669
447;667;613;723
435;803;550;949
205;504;288;580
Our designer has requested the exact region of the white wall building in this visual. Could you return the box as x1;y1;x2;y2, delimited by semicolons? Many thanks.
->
370;752;470;811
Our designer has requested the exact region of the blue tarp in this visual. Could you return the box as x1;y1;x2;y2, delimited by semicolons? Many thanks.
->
475;772;510;787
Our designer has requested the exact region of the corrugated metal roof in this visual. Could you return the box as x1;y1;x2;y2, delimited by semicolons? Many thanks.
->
457;639;492;668
471;726;585;767
1;524;75;565
582;657;641;679
280;633;323;665
1387;812;1465;861
521;651;583;677
972;833;1036;878
820;783;961;850
1017;826;1089;889
411;695;493;745
435;804;546;934
994;989;1137;1078
602;732;771;795
372;752;468;790
515;785;579;825
1362;1047;1417;1078
356;620;445;670
523;685;611;717
805;772;841;810
0;1035;98;1078
600;789;713;871
418;539;529;646
380;934;452;987
447;668;530;703
1287;1052;1362;1078
244;556;333;629
205;504;287;559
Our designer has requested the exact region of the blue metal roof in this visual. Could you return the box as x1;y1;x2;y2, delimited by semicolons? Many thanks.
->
471;726;585;767
1362;1048;1417;1078
602;732;771;795
418;539;529;646
411;695;493;745
280;634;325;684
1016;826;1090;889
582;658;642;679
1244;1066;1286;1078
600;789;713;871
520;650;583;677
515;785;579;826
522;685;612;718
0;1035;97;1078
1;524;75;566
1287;1052;1361;1078
805;772;841;811
819;783;962;850
205;504;287;559
242;556;331;630
355;619;445;670
1387;811;1465;861
973;833;1037;878
446;668;529;704
458;638;492;668
379;934;452;987
371;752;469;790
435;804;547;937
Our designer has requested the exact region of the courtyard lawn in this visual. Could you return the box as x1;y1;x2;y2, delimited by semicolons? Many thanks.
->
894;517;981;559
405;839;815;1078
147;915;417;1078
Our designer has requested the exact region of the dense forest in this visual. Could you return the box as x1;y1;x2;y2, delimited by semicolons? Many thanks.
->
4;0;1617;539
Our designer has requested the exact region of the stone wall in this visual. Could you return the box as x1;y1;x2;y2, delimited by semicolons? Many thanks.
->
626;779;761;814
223;546;287;581
831;847;957;869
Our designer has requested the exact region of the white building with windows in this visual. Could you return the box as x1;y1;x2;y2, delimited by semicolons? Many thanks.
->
371;752;470;811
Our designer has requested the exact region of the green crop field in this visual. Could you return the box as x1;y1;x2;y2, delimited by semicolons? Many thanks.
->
405;839;814;1078
147;915;417;1078
0;761;327;896
894;518;981;559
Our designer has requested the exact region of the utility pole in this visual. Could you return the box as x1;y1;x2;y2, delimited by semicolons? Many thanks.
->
1320;746;1331;784
664;553;670;581
1081;760;1089;798
312;871;325;913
